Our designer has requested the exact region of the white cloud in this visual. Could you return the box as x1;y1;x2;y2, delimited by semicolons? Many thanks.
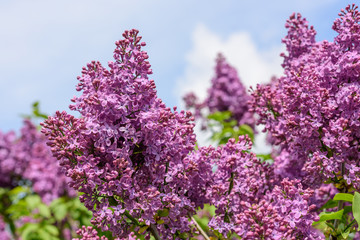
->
176;23;284;100
175;24;284;151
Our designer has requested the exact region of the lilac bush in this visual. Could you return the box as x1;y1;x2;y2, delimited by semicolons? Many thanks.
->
235;179;321;239
6;4;357;239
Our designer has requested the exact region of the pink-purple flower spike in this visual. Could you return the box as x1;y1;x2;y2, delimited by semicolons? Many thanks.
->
251;5;360;189
42;29;201;239
184;53;255;130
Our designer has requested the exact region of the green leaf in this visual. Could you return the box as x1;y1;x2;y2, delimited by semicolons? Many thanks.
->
238;124;254;141
333;193;353;202
44;225;59;236
352;192;360;230
204;204;216;216
52;204;67;221
156;219;164;224
138;225;149;234
108;196;118;206
320;199;338;210
32;101;48;119
37;228;52;240
341;229;350;239
20;223;40;240
256;153;272;161
177;232;189;239
25;195;41;210
207;111;231;122
157;209;169;217
312;209;344;225
38;204;51;218
312;221;328;231
6;200;31;219
50;197;66;208
343;206;352;215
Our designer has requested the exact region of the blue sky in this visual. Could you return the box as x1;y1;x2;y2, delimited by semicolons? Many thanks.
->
0;0;355;133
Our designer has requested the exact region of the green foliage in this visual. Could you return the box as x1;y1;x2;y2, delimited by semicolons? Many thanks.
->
192;204;215;234
314;192;360;239
352;192;360;231
312;209;344;225
334;193;354;203
207;111;254;145
0;186;95;240
22;101;48;120
256;153;273;164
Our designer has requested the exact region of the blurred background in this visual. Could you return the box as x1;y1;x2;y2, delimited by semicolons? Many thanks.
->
0;0;354;135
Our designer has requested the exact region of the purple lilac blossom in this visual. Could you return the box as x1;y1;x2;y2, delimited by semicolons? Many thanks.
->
184;53;255;130
183;135;275;236
42;29;202;239
235;179;322;239
0;120;75;203
74;226;120;240
251;5;360;189
0;130;17;188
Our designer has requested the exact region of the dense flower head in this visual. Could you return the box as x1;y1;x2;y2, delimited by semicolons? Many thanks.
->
183;135;275;235
184;53;255;130
208;136;275;234
74;226;121;240
251;5;360;189
281;12;316;68
0;130;17;188
0;120;74;203
235;179;322;239
42;29;201;239
311;183;338;209
206;54;255;128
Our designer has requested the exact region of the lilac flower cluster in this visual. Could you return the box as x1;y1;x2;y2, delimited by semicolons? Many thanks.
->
235;179;321;239
0;130;17;188
0;120;74;203
183;136;320;238
203;136;274;234
74;226;120;240
251;5;360;189
42;29;200;239
184;54;255;130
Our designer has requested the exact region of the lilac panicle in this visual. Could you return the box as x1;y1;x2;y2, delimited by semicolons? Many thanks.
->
42;29;199;239
235;179;322;239
184;53;255;130
183;136;320;238
183;135;275;235
0;130;17;188
0;120;75;203
206;54;255;128
251;5;360;189
207;136;274;235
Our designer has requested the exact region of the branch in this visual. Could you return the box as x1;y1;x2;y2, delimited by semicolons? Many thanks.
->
189;214;210;240
149;224;161;240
